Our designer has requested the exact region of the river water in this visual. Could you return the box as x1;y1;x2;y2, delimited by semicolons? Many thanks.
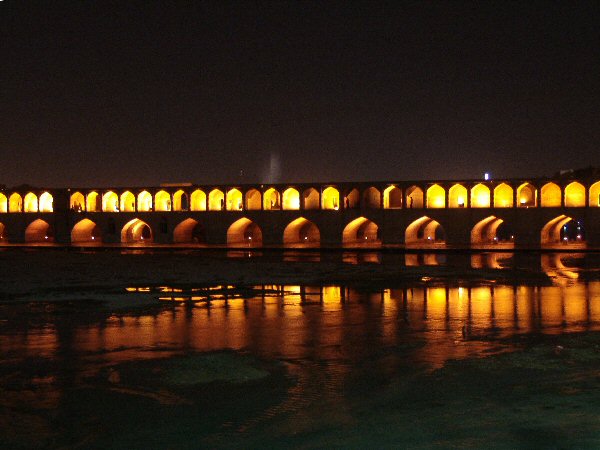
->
2;250;600;448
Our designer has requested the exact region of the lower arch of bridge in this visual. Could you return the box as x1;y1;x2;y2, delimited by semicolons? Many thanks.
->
245;189;261;210
25;219;54;243
71;218;102;243
405;216;445;245
227;218;262;246
121;219;153;243
282;188;300;210
173;218;206;244
0;223;5;241
342;217;380;246
541;215;584;245
383;186;402;208
283;217;320;247
471;216;512;246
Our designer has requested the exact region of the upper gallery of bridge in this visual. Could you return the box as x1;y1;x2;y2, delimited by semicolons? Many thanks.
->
1;177;600;213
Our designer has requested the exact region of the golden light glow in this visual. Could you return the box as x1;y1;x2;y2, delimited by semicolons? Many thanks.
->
383;185;402;209
322;187;339;210
226;188;243;211
406;186;424;208
208;189;224;211
342;217;379;245
471;183;490;208
155;190;171;211
190;189;206;211
564;182;585;207
137;191;152;212
493;183;513;207
282;188;300;210
346;188;360;208
363;187;380;208
245;189;261;210
303;188;319;210
263;188;280;210
120;191;135;212
517;183;536;207
448;184;467;207
38;192;53;212
121;218;152;243
70;192;85;211
71;218;101;243
541;214;573;244
86;191;99;211
25;219;52;242
8;193;22;212
24;192;38;213
426;184;445;208
541;182;561;207
405;216;444;245
590;181;600;207
283;217;320;247
172;190;187;211
227;217;262;246
102;191;118;212
0;193;6;213
471;215;505;244
173;218;203;243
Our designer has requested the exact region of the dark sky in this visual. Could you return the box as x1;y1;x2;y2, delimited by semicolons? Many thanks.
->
2;1;599;187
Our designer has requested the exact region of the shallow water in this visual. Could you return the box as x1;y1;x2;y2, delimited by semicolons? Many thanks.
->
2;250;600;448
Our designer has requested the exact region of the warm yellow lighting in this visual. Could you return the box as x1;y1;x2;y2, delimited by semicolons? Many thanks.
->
426;184;445;208
155;190;171;211
493;183;513;208
120;191;135;212
263;188;280;210
137;191;152;212
39;192;53;212
564;182;585;207
322;187;340;210
471;184;490;208
70;192;85;211
245;189;261;210
590;181;600;207
541;182;561;207
226;189;243;211
282;188;300;210
383;185;402;209
191;189;206;211
8;193;22;212
102;191;119;212
24;192;38;213
208;189;224;211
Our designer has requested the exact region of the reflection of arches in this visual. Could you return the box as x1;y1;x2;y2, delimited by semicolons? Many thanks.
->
87;192;100;212
426;185;445;208
39;192;53;212
494;183;513;207
24;192;38;212
283;217;320;247
448;184;467;208
564;182;585;207
25;219;53;242
303;188;319;210
342;217;380;246
103;191;119;212
590;181;600;207
471;216;511;245
9;193;22;212
120;191;135;212
226;189;243;211
406;186;423;208
209;189;224;211
282;188;300;210
227;218;262;246
121;218;153;243
245;189;261;210
191;189;206;211
173;190;188;211
263;188;280;210
471;184;490;208
405;216;445;245
322;187;339;210
541;182;561;207
137;191;153;212
70;192;85;211
346;188;360;208
71;218;102;243
383;186;402;209
173;218;206;244
155;190;171;211
517;183;536;207
362;187;380;209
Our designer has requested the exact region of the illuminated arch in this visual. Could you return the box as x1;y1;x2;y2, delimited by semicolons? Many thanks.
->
517;183;536;207
0;223;5;241
426;185;445;208
173;218;206;244
346;188;360;208
173;190;188;211
590;182;600;207
86;192;100;212
383;186;402;209
226;188;243;211
406;186;423;208
227;218;262;246
0;193;6;213
283;217;320;247
541;182;561;207
405;216;446;245
137;191;153;212
70;192;85;211
121;218;153;243
8;193;22;212
155;190;171;211
541;215;579;245
24;192;38;213
39;192;53;212
190;189;206;211
362;187;380;209
494;183;513;208
282;188;300;210
25;219;53;243
245;189;261;210
102;191;118;212
208;189;225;211
71;218;101;243
263;188;280;210
448;184;467;208
303;188;319;210
471;183;490;208
120;191;135;212
471;216;511;245
564;182;585;207
322;187;339;210
342;217;380;246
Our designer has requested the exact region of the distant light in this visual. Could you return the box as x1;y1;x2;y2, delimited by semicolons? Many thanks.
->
484;173;490;181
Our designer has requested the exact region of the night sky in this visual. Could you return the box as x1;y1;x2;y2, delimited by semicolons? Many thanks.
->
2;1;599;188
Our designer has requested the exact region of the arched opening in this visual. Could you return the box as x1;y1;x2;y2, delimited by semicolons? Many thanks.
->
448;184;467;208
406;186;424;208
494;183;513;207
245;189;262;210
24;192;38;213
282;188;300;210
71;218;102;243
565;182;585;207
346;188;360;209
173;190;188;211
362;187;381;209
155;190;171;211
39;192;53;212
191;189;207;211
120;191;135;212
541;182;561;207
541;215;585;246
173;218;206;244
405;216;446;246
283;217;320;247
342;217;380;246
426;185;445;208
103;191;119;212
0;194;6;213
226;188;243;211
383;186;402;209
471;183;490;208
517;183;536;207
70;192;85;211
25;219;54;243
121;218;153;243
303;188;319;210
227;218;262;247
86;192;100;212
471;216;513;246
137;191;153;212
208;189;225;211
263;188;280;210
590;181;600;207
322;187;339;210
0;223;5;241
9;193;22;212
